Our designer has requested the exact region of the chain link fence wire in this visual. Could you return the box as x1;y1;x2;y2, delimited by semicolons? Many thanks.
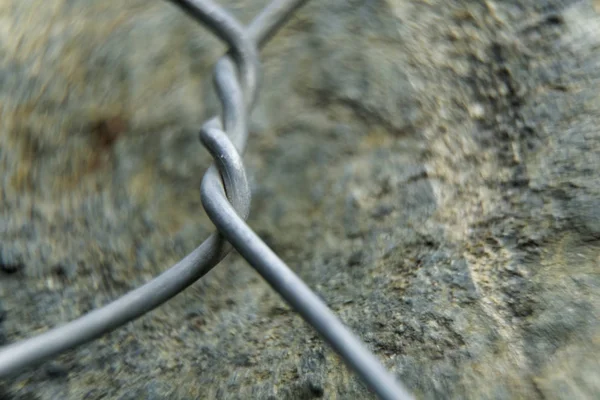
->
0;1;414;399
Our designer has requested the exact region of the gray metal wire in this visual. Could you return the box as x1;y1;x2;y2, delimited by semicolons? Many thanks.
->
0;1;414;399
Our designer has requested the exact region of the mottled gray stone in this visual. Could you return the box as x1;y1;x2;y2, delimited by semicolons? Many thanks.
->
0;0;599;399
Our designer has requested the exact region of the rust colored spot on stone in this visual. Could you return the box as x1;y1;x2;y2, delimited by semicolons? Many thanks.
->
91;116;128;149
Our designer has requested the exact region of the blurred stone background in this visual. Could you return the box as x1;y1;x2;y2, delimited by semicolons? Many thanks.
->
0;0;599;398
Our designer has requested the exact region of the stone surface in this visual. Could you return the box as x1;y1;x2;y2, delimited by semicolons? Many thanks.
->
0;0;599;399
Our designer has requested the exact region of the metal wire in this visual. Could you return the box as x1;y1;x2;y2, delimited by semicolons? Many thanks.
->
201;159;414;400
0;1;414;399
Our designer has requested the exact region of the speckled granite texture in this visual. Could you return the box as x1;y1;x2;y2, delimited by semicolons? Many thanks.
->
0;0;599;399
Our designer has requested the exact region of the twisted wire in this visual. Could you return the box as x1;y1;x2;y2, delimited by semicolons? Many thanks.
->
0;0;305;379
0;1;415;399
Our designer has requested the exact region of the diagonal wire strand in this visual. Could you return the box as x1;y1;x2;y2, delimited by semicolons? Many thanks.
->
201;139;414;400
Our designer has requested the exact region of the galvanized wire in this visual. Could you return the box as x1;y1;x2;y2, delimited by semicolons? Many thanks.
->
0;1;414;399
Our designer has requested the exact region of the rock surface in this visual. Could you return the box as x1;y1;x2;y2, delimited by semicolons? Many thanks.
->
1;0;599;398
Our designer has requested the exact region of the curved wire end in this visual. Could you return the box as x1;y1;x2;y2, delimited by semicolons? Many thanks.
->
200;124;251;220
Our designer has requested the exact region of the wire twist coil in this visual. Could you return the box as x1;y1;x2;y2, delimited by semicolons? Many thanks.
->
0;2;414;399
